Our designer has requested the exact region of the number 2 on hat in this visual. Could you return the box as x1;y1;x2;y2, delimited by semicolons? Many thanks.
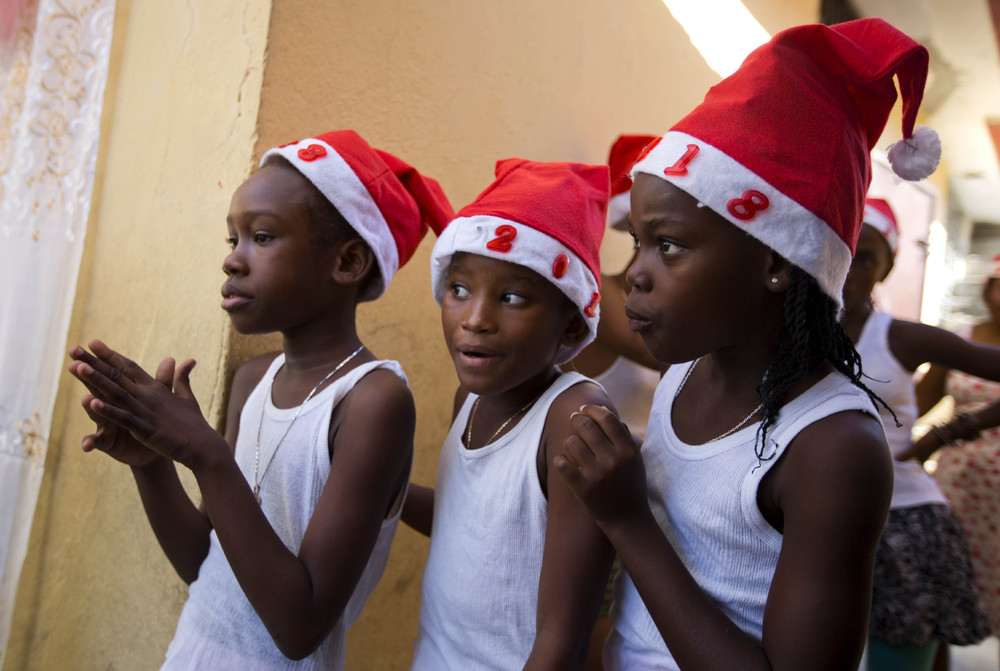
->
487;225;518;253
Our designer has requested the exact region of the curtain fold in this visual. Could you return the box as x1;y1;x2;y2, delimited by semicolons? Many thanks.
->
0;0;115;655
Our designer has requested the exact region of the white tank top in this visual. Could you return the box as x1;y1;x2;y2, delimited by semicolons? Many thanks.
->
411;372;588;671
163;356;407;671
604;364;877;671
854;310;947;508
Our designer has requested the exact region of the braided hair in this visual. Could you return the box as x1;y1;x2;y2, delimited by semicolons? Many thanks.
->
753;266;896;461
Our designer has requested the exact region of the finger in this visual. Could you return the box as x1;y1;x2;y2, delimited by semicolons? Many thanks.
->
155;357;176;387
88;398;152;438
569;409;618;455
74;361;137;409
576;404;635;450
81;433;99;453
553;451;585;489
79;394;106;425
88;340;154;388
174;359;197;401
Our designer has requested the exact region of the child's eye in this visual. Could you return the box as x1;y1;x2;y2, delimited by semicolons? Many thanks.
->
449;284;470;299
501;292;527;306
225;235;238;249
659;239;681;255
253;232;273;244
628;231;639;250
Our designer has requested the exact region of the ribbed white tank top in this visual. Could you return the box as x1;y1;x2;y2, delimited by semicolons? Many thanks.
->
411;372;587;671
163;355;406;671
604;364;877;670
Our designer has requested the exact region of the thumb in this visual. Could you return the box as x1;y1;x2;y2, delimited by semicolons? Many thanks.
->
174;359;198;402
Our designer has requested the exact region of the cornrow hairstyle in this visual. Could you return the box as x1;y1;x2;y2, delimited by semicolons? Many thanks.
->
753;266;898;462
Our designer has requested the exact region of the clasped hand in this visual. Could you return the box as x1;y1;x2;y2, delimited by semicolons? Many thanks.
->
68;339;211;469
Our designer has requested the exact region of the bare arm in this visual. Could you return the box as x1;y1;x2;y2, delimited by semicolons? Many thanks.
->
524;382;616;671
401;385;467;537
75;343;415;660
889;320;1000;461
915;364;949;416
555;405;891;671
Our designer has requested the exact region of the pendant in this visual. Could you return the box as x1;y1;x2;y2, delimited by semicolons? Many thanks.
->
253;484;261;505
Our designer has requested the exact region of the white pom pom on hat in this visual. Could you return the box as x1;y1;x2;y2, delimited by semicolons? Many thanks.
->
887;125;941;181
631;18;938;308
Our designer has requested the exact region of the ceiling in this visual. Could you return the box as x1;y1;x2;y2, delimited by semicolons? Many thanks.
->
849;0;1000;227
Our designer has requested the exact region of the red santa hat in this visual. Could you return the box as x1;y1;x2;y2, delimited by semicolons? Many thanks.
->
862;198;899;256
430;158;609;364
262;130;454;301
607;135;659;231
632;18;939;308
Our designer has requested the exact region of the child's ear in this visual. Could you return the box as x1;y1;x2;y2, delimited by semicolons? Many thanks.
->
332;238;376;285
763;250;792;293
561;311;590;348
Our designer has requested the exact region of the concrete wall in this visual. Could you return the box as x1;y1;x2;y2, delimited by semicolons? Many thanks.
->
6;1;819;669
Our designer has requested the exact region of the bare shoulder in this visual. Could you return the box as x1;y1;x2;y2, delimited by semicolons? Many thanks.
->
780;409;892;513
338;366;414;419
547;377;615;430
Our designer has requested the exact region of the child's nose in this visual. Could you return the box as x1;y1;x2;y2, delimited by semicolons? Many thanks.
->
461;296;495;333
222;246;247;276
625;255;651;293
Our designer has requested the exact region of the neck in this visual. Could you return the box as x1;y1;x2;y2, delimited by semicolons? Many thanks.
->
840;299;873;345
477;366;559;413
279;312;363;377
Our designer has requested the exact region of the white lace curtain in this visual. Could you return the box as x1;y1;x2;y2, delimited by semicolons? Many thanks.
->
0;0;115;655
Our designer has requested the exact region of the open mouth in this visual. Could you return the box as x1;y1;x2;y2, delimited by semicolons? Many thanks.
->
456;344;500;366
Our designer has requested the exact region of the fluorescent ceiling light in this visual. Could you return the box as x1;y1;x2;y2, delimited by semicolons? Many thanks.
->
661;0;771;78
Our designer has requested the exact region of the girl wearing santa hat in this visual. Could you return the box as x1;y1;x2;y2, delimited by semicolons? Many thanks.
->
68;130;453;670
840;198;991;670
556;18;947;671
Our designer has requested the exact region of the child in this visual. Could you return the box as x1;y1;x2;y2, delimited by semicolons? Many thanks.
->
554;19;940;671
403;158;617;669
840;197;992;670
67;130;453;670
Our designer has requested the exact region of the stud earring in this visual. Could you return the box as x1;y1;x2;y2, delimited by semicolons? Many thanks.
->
770;277;779;284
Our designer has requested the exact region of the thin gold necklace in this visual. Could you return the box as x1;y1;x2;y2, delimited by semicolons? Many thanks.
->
253;345;364;504
674;358;763;443
465;393;541;448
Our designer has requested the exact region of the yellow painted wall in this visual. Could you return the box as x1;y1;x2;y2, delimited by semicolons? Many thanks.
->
6;1;819;669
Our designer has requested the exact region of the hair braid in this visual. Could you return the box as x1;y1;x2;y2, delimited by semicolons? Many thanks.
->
753;267;897;461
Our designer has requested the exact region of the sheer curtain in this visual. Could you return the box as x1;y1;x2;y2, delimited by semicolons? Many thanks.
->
0;0;115;654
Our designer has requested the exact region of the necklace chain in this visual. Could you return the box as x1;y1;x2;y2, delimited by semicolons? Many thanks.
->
253;345;364;504
465;393;541;448
674;358;763;444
